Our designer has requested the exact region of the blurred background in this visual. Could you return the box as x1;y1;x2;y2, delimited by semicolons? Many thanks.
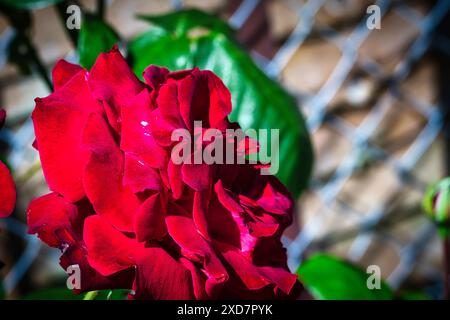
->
1;0;450;299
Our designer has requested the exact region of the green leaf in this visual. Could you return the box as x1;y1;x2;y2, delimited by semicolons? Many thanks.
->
22;288;83;300
83;290;99;300
138;8;235;38
399;291;431;300
22;288;128;300
129;16;313;197
78;14;119;70
129;27;192;73
422;177;450;238
0;0;63;9
84;289;128;300
104;289;129;300
297;254;394;300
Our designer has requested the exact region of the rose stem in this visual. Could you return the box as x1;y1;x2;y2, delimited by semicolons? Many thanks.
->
0;8;53;90
22;36;53;90
97;0;106;19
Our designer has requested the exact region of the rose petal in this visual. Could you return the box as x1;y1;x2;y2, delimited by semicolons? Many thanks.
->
157;81;181;122
193;190;211;240
206;194;241;249
52;60;83;90
252;237;289;268
204;70;232;130
27;192;80;247
177;69;231;131
102;99;121;133
123;155;162;193
143;65;169;90
168;69;194;80
248;220;279;237
120;89;168;168
178;69;207;131
82;113;141;232
0;161;15;218
134;193;167;242
132;248;194;300
166;214;228;296
32;70;102;202
149;108;180;147
214;182;257;254
236;136;259;156
60;245;134;293
84;215;194;299
182;161;211;192
180;258;208;300
28;194;133;293
84;215;137;276
256;177;293;215
217;244;298;296
88;46;144;132
168;160;183;199
214;180;243;213
89;46;144;112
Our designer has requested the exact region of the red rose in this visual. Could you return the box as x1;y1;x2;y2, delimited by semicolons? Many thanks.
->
0;109;16;218
27;47;300;299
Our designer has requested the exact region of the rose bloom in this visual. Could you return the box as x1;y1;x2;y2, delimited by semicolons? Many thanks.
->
0;109;16;218
27;47;301;299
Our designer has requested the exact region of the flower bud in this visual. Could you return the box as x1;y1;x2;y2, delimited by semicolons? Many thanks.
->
423;177;450;237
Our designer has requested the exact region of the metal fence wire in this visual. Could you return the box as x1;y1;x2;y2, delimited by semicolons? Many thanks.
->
1;0;450;298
